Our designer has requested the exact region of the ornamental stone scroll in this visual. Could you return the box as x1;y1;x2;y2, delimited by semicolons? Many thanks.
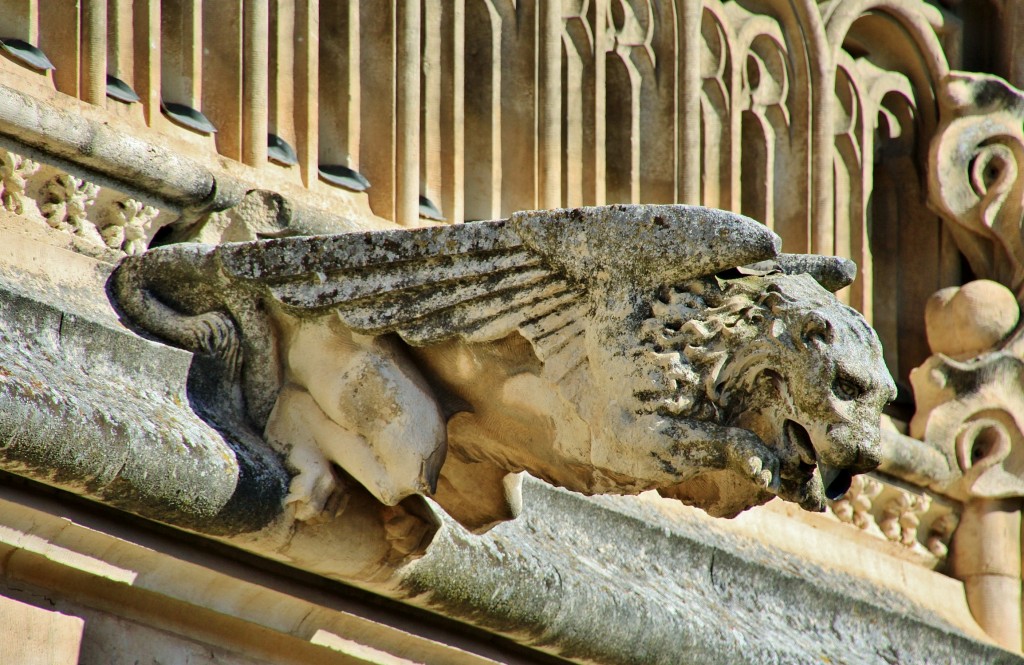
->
112;204;896;532
929;72;1024;298
923;73;1024;648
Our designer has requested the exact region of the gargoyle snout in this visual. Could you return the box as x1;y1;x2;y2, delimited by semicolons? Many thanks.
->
816;426;881;501
821;423;882;467
818;449;879;501
852;438;883;472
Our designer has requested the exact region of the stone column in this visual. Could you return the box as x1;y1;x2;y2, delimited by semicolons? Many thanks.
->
952;498;1023;651
396;0;421;226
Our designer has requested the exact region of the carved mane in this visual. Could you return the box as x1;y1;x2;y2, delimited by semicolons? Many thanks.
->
639;272;850;422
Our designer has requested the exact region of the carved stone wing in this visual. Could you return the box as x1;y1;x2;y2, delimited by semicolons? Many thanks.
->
205;204;786;378
213;217;589;348
114;204;790;427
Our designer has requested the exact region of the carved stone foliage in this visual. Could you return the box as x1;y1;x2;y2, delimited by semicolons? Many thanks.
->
0;148;169;257
828;474;958;566
40;174;101;242
0;149;39;214
101;199;160;256
112;205;896;531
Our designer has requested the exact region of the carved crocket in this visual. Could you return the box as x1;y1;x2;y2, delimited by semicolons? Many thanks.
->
111;205;896;530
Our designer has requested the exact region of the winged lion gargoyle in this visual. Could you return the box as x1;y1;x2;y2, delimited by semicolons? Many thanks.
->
112;204;896;530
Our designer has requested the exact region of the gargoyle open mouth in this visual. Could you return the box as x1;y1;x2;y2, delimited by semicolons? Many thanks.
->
781;419;854;507
784;419;816;469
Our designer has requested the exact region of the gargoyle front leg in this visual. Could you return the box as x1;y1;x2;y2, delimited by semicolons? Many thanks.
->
281;318;448;508
593;414;781;493
658;417;782;492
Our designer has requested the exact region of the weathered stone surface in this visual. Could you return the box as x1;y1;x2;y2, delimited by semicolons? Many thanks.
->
113;204;895;528
0;594;82;659
0;234;286;533
2;228;1004;665
399;476;1022;665
0;1;1016;661
0;231;441;575
0;594;83;665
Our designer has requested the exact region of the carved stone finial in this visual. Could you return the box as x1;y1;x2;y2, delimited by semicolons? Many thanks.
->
909;276;1024;647
910;279;1024;501
925;280;1019;360
111;205;895;529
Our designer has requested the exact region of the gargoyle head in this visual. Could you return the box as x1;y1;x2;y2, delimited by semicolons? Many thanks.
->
762;276;897;510
649;271;897;514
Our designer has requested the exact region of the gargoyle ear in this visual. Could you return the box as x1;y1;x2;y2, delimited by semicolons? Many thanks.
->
801;311;834;346
772;254;857;293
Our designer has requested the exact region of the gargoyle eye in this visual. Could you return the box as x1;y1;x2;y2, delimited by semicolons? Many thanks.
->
833;375;865;401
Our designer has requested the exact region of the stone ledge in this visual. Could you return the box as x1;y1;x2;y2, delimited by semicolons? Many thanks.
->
399;478;1015;665
0;484;531;665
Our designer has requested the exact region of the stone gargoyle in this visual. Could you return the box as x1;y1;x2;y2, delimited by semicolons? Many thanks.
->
111;204;896;530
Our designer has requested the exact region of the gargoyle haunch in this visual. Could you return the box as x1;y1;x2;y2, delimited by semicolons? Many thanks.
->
112;205;896;529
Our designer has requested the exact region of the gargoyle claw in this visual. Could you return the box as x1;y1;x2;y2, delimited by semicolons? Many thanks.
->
729;436;781;494
184;311;238;359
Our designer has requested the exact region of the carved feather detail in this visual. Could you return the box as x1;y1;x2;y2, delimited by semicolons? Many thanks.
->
215;217;593;353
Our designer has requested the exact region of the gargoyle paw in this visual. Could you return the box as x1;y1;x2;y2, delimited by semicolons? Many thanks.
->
184;311;238;360
730;437;781;494
285;465;339;523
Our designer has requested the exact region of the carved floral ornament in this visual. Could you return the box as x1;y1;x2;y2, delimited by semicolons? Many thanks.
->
112;205;896;532
0;147;162;256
